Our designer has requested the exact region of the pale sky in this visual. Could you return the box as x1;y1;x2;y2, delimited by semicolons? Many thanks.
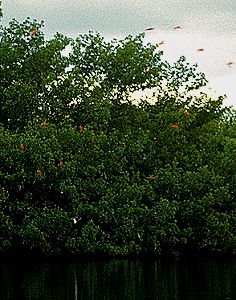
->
2;0;236;107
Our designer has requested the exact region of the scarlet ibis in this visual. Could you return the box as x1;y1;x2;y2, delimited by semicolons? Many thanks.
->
226;61;235;67
144;27;155;31
173;25;183;30
156;40;165;46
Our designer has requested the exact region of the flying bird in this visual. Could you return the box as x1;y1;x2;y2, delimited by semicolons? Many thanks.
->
197;48;204;52
226;61;235;67
156;40;165;47
144;27;155;31
173;25;183;30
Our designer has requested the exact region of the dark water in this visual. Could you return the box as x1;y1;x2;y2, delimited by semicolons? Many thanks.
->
1;256;236;300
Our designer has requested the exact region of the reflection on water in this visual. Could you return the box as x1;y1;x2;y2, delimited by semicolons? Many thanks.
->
1;256;236;300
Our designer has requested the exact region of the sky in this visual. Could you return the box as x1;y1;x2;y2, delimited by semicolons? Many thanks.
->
2;0;236;107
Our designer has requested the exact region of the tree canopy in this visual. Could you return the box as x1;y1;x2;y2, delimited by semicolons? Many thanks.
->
0;16;236;257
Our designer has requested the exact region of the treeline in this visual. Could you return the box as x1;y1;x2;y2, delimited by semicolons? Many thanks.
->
1;16;236;257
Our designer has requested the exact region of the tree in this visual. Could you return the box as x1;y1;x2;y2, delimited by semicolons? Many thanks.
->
0;17;212;132
0;15;235;256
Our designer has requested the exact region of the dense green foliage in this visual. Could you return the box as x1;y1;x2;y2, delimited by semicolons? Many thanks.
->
1;15;236;257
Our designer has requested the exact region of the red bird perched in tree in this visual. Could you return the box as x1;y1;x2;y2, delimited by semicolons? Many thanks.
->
20;144;25;151
31;29;39;35
172;124;179;129
79;124;85;132
173;25;183;30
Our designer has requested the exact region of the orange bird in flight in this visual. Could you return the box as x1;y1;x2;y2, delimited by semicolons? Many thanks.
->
156;40;165;47
173;25;183;30
226;61;235;67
